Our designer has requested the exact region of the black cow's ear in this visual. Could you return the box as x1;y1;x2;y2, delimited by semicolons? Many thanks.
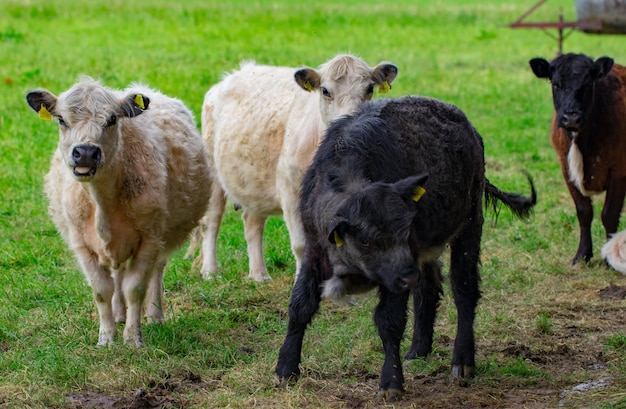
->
121;93;150;117
592;57;614;80
529;58;551;79
328;218;349;247
295;68;321;92
26;89;57;120
396;173;429;204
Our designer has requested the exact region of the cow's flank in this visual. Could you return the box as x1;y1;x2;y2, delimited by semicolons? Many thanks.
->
274;96;536;402
27;77;211;346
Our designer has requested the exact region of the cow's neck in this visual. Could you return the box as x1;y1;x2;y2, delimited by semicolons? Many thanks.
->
83;168;128;242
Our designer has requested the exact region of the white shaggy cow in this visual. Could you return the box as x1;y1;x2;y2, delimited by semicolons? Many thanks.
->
27;77;211;346
188;54;398;282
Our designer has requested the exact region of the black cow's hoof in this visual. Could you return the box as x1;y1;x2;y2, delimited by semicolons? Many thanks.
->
404;347;429;360
274;373;298;388
452;364;475;379
376;388;404;402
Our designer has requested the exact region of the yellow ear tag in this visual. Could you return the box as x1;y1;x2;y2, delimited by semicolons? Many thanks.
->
134;94;145;109
412;186;426;202
378;80;391;94
303;81;314;92
333;230;344;247
38;104;52;120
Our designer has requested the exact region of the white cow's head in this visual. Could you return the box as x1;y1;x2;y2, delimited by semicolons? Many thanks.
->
294;54;398;124
27;76;149;181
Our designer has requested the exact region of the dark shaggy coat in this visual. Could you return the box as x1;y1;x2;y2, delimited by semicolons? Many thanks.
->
275;96;536;401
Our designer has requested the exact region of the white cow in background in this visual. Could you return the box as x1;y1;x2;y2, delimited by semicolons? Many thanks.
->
187;54;398;282
27;77;211;346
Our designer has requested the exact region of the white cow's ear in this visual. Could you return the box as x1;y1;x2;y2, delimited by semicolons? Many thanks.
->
295;68;321;92
121;93;150;117
26;89;57;120
372;63;398;93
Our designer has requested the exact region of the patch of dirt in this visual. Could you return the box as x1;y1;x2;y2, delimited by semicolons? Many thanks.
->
599;283;626;299
66;371;206;409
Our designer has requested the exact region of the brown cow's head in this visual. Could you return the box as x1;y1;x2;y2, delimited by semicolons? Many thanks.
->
294;54;398;124
530;53;614;134
27;76;149;181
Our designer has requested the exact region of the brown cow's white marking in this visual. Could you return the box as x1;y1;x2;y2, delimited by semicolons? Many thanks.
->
187;55;398;282
27;77;211;346
567;137;602;197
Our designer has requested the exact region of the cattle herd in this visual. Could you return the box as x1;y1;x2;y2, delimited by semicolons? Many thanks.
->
25;51;626;402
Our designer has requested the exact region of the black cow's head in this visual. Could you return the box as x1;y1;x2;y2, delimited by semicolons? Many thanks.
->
327;174;428;293
530;53;614;133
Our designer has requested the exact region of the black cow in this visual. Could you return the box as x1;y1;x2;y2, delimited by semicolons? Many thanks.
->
274;96;537;401
530;53;626;265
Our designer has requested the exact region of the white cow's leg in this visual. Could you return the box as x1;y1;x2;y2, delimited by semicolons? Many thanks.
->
77;254;117;346
112;265;126;323
201;182;227;280
242;209;271;281
144;258;166;324
282;197;305;284
122;247;158;347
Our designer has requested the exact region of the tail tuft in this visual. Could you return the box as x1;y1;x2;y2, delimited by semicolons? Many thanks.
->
485;171;537;220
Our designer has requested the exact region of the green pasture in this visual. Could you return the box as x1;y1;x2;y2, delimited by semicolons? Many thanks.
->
1;0;625;407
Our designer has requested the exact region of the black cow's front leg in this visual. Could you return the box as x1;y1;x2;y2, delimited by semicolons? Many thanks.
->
449;218;482;379
375;286;410;402
275;244;324;387
406;260;443;360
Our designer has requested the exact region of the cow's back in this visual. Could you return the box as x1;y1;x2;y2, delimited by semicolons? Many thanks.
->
204;62;307;215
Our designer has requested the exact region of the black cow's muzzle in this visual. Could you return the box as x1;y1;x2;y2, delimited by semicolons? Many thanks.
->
390;268;419;293
72;144;101;178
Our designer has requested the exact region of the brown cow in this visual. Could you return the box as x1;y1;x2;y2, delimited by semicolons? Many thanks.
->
530;53;626;266
187;55;398;282
27;77;211;346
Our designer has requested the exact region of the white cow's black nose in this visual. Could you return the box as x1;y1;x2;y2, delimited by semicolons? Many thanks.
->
72;144;101;167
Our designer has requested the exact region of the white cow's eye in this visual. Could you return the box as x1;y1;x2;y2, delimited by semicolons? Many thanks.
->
105;115;117;128
321;87;331;99
56;116;67;127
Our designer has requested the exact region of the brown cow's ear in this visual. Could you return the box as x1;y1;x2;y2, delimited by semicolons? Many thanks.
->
592;57;614;80
372;63;398;94
529;58;551;79
121;93;150;117
26;90;57;120
295;68;321;92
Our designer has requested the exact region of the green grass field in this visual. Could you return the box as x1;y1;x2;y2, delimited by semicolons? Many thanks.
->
1;0;625;408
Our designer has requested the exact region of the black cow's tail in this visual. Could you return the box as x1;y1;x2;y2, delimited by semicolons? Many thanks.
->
484;172;537;219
